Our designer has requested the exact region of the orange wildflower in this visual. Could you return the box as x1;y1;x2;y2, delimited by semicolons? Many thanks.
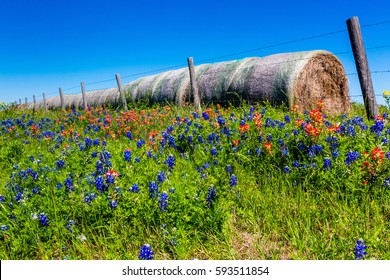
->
370;147;385;163
232;140;240;147
239;123;250;133
264;142;272;153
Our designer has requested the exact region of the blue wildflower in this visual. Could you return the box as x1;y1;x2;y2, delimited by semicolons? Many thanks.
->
207;186;217;207
229;174;237;187
283;166;291;173
56;159;65;169
332;149;340;159
158;191;169;212
383;178;390;188
202;112;210;120
38;213;49;227
292;160;300;168
157;172;166;184
128;184;140;193
323;158;332;170
0;195;5;202
149;181;159;198
210;147;218;156
226;165;232;173
1;225;9;231
345;151;360;166
66;220;76;232
138;244;155;260
64;177;74;192
354;239;367;260
108;200;117;209
370;119;385;137
164;154;175;170
124;149;132;162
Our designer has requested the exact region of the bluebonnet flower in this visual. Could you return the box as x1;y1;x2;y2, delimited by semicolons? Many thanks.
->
345;151;360;166
32;186;40;195
256;148;262;156
207;186;217;206
346;125;355;137
217;115;226;126
157;172;166;184
354;239;367;260
149;181;159;198
0;195;5;202
85;137;93;148
284;115;291;123
383;178;390;188
96;160;105;174
382;138;389;145
65;177;74;192
126;131;133;140
124;149;132;162
283;166;291;173
292;160;300;168
203;162;211;169
56;183;63;190
278;139;285;146
106;174;115;185
387;152;390;160
138;244;155;260
108;200;117;209
158;191;169;212
136;139;145;148
281;146;288;157
332;149;340;159
210;147;218;156
297;141;306;151
323;158;332;170
370;119;385;137
66;220;76;232
128;184;140;193
95;176;107;193
169;187;175;194
56;159;65;169
29;155;35;162
39;213;49;227
202;112;210;120
1;225;9;231
229;174;237;187
164;154;175;170
91;151;98;158
187;135;193;144
134;157;140;163
266;134;273;142
147;150;153;158
226;165;232;173
197;135;204;143
93;138;100;146
292;129;300;136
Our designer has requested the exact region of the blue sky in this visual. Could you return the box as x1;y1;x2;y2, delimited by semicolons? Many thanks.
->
1;0;390;105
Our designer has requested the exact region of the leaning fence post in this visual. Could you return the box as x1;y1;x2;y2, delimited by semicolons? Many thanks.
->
346;16;378;120
43;93;48;112
59;87;65;110
81;82;87;109
115;74;128;111
33;95;36;110
187;57;201;111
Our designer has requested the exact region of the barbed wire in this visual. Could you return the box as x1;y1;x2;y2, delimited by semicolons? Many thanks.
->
12;18;390;104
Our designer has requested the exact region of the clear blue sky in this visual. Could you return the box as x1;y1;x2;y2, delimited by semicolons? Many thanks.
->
1;0;390;105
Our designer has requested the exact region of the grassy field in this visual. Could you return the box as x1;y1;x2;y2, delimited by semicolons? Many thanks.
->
0;101;389;260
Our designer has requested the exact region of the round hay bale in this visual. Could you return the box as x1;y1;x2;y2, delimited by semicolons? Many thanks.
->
25;51;349;114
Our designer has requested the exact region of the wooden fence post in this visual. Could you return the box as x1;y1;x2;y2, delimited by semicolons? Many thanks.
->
43;93;47;112
187;57;201;111
115;74;128;111
59;87;65;110
346;16;378;120
81;82;87;109
33;95;36;110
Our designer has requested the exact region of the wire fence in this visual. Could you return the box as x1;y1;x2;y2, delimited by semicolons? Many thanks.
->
13;18;390;108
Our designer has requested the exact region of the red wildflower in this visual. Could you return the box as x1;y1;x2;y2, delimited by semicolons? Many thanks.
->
239;123;250;133
370;147;385;163
105;170;120;178
264;142;272;153
232;140;240;147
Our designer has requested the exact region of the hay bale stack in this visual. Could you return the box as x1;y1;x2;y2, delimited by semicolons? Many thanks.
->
26;50;350;114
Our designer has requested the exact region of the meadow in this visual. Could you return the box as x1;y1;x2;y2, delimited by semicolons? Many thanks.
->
0;100;389;260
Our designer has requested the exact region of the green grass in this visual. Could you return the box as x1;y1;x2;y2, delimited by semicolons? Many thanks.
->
0;102;389;260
